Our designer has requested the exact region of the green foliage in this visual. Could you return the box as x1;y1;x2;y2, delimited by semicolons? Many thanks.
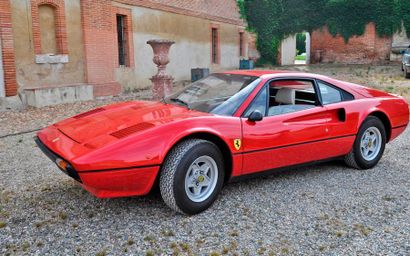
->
239;0;410;64
296;33;306;54
237;0;246;19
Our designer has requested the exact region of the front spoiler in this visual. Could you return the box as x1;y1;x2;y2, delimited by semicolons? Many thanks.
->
35;136;82;183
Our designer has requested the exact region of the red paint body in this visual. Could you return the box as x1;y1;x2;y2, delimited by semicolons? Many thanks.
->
36;71;409;198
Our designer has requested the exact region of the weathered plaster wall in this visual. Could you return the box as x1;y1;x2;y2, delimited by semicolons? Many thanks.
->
11;0;85;90
38;5;57;54
280;35;296;65
114;4;247;91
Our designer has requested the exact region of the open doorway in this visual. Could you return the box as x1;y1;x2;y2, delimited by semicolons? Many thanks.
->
294;32;310;65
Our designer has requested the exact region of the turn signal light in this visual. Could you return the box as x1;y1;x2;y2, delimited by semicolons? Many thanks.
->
56;158;69;171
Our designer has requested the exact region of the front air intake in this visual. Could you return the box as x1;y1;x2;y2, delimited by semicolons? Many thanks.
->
110;122;155;139
73;108;105;119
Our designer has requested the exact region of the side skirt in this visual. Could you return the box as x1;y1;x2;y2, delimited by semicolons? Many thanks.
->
228;156;345;183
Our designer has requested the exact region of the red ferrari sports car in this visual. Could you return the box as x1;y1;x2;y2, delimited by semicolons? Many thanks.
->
35;70;409;214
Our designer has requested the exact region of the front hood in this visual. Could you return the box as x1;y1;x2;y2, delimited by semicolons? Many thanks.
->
54;101;206;146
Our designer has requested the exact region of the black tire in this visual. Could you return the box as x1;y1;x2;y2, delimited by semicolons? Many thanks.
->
344;116;386;169
405;66;410;79
159;139;225;215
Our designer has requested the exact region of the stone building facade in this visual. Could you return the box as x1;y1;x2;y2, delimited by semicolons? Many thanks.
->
0;0;250;108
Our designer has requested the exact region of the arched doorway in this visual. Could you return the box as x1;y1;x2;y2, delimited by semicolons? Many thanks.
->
295;32;310;65
280;32;310;66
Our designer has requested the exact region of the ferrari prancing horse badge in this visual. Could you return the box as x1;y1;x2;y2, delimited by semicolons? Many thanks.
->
234;139;241;150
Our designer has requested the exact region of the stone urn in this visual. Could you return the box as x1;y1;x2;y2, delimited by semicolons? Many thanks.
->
147;39;175;99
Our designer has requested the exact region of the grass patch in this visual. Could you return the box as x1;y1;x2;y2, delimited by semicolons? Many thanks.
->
161;230;175;237
295;55;306;61
353;224;373;236
127;239;134;246
146;250;155;256
0;221;7;228
95;249;107;256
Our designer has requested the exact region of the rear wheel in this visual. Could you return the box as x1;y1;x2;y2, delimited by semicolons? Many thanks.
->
159;139;224;215
344;116;386;169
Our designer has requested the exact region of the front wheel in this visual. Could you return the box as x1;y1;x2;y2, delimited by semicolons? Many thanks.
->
344;116;386;169
160;139;225;215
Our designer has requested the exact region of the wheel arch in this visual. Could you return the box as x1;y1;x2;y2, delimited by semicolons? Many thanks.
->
163;131;234;184
367;110;392;142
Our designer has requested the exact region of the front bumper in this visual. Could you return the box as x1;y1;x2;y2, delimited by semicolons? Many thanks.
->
79;166;160;198
35;136;160;198
35;136;82;182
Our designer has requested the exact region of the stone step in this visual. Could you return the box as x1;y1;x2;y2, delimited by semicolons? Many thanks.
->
24;84;93;108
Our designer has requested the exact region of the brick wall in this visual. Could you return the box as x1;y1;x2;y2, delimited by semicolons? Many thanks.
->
117;0;244;26
0;0;17;97
311;23;392;64
80;0;121;97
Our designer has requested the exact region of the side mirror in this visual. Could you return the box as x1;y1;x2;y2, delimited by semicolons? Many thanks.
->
248;110;264;122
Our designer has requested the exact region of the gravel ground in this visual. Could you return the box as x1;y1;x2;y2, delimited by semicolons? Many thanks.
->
0;64;409;255
0;127;409;255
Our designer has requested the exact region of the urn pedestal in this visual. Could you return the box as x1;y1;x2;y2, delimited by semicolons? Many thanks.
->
147;39;175;100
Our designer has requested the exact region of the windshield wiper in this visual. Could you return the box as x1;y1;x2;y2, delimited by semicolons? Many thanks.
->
170;98;190;109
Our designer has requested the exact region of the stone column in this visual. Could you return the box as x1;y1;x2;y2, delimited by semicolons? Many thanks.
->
305;32;311;64
147;39;175;100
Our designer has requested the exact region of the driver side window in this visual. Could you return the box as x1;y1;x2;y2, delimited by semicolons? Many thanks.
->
267;79;317;116
243;79;320;117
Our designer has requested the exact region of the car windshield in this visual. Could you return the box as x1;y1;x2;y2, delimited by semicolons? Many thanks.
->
164;74;260;116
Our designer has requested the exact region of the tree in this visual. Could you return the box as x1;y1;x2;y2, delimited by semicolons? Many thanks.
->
238;0;410;64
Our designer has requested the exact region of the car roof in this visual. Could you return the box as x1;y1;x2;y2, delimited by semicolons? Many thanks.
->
222;70;329;80
222;70;291;77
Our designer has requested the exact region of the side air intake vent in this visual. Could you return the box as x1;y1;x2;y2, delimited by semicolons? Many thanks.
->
111;122;155;139
73;108;105;119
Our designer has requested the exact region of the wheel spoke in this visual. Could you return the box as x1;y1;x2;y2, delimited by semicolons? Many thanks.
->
193;186;201;196
202;166;211;175
202;175;211;187
188;168;195;179
194;163;201;171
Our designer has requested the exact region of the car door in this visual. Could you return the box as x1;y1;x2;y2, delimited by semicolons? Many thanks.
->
240;78;338;175
316;79;358;157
